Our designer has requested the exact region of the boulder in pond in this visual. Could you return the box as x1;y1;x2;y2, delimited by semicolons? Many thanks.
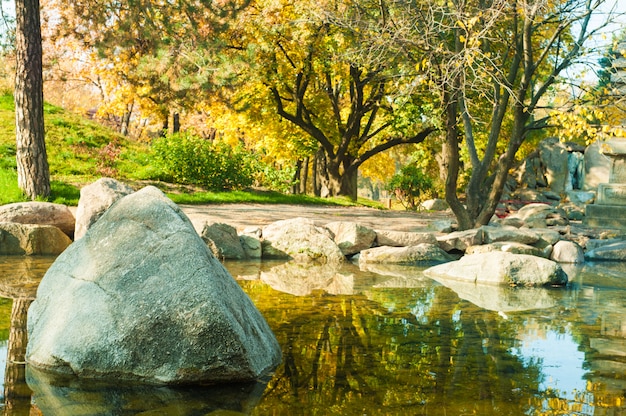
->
326;221;376;256
359;244;454;265
375;229;438;247
0;223;71;255
550;240;584;263
200;222;248;260
0;201;75;238
261;218;344;264
74;177;134;239
424;252;568;286
26;186;281;385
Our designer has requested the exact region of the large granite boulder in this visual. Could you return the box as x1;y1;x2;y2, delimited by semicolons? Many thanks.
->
424;252;568;286
74;177;134;239
27;186;281;385
0;223;71;255
358;244;453;265
326;221;376;256
200;222;248;260
261;218;345;264
0;202;75;238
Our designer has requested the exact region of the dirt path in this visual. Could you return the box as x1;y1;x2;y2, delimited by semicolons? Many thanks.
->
180;203;455;233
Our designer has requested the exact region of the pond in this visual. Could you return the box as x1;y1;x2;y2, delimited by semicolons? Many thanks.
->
0;255;624;415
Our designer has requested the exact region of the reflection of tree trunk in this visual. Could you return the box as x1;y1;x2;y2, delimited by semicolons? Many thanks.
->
3;298;34;416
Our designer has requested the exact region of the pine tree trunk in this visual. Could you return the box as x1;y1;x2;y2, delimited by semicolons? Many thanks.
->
14;0;49;200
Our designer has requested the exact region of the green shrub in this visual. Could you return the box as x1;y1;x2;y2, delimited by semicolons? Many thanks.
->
385;164;434;211
151;133;257;191
257;163;298;194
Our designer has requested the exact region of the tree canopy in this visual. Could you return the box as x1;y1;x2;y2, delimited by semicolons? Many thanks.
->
14;0;626;223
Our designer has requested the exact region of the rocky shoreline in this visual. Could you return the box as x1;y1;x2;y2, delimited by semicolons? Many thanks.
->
1;178;625;288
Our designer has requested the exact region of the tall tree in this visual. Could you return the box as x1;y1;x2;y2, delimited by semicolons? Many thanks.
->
357;0;618;229
232;0;436;199
14;0;49;199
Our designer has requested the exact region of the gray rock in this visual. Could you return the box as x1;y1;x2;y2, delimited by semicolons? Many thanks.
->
480;225;540;245
326;221;376;256
508;203;568;228
466;241;547;257
428;219;454;233
424;252;568;286
359;244;453;265
550;240;584;263
583;139;612;190
586;238;626;251
375;229;438;247
0;201;75;238
539;137;569;193
419;198;449;211
74;178;134;239
261;218;344;264
531;228;562;246
0;223;71;255
585;241;626;261
240;234;262;259
566;191;595;205
27;186;281;385
200;222;247;260
436;229;483;252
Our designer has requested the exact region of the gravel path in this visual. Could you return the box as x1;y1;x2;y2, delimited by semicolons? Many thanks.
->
180;203;455;233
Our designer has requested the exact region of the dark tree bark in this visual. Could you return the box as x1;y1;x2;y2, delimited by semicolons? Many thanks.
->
14;0;50;200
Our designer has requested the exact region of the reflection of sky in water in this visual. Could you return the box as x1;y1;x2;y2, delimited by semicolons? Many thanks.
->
514;326;587;399
0;343;6;398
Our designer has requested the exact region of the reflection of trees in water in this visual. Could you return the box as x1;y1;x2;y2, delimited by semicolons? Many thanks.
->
3;298;34;416
249;284;544;414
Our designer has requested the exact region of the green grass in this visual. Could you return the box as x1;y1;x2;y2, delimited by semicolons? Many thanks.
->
0;92;384;209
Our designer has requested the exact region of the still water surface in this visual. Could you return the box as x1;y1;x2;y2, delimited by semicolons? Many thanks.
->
0;256;624;415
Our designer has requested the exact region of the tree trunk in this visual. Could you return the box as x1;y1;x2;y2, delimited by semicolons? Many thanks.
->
14;0;49;200
339;167;358;201
173;112;180;133
292;159;302;194
120;102;133;136
313;147;330;198
300;156;309;194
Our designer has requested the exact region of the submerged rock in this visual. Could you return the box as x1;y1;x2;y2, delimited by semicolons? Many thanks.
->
326;221;376;256
424;252;568;286
27;186;281;385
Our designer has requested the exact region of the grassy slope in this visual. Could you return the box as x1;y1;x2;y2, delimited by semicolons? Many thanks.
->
0;94;382;208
